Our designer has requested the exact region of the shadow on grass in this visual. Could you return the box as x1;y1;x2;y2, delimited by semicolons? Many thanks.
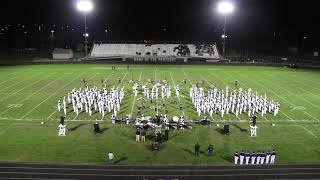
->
214;128;225;135
69;123;86;132
182;148;195;156
100;127;109;134
114;156;128;165
169;133;179;140
144;142;166;152
221;155;234;163
232;124;248;133
146;134;155;140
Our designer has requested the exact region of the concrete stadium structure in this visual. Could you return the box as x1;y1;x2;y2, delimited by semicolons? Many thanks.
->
89;43;221;63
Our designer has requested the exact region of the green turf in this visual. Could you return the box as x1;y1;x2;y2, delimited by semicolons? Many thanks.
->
0;64;319;165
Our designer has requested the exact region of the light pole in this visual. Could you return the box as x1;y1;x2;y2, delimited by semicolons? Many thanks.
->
105;29;108;41
217;1;234;56
77;0;93;56
301;36;307;57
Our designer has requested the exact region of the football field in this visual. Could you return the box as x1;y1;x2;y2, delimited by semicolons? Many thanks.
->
0;64;319;165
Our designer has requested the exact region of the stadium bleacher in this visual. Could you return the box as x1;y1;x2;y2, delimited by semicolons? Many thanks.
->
90;43;220;60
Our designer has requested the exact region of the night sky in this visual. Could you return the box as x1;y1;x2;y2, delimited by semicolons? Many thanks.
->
1;0;319;52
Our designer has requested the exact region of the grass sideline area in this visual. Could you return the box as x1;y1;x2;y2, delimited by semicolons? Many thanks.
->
0;64;319;165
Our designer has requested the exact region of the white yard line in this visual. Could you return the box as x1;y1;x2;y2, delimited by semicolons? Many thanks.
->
170;72;185;117
0;123;14;136
263;74;320;110
223;71;294;121
289;73;320;86
49;72;102;121
214;72;270;122
46;110;57;121
67;73;101;121
182;70;192;85
283;76;320;97
297;125;319;139
0;70;29;84
99;71;128;121
129;71;143;118
1;116;320;123
230;72;299;121
183;70;215;121
0;76;19;86
203;73;244;121
217;71;274;121
0;72;43;93
0;74;66;116
154;69;159;115
0;75;51;102
19;73;84;120
243;72;319;122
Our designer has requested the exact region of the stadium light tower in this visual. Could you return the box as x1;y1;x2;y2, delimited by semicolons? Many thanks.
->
217;1;234;56
77;0;94;56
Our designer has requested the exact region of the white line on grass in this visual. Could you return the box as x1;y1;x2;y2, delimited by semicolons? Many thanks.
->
55;72;103;121
244;72;319;122
129;71;142;118
0;76;18;86
283;76;320;98
0;123;14;136
68;72;116;121
183;70;215;121
170;72;185;117
19;73;84;120
0;75;51;102
263;74;320;110
69;73;101;121
98;71;128;121
0;74;67;116
2;166;320;171
49;72;101;121
182;69;192;84
1;171;320;177
0;73;43;93
298;125;318;139
218;71;290;122
154;69;159;115
1;116;320;123
0;70;29;84
230;72;298;121
203;73;244;121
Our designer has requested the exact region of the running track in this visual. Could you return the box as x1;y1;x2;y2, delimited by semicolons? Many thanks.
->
0;162;319;180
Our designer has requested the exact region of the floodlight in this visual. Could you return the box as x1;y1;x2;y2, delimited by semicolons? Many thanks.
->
217;1;234;14
77;0;94;13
